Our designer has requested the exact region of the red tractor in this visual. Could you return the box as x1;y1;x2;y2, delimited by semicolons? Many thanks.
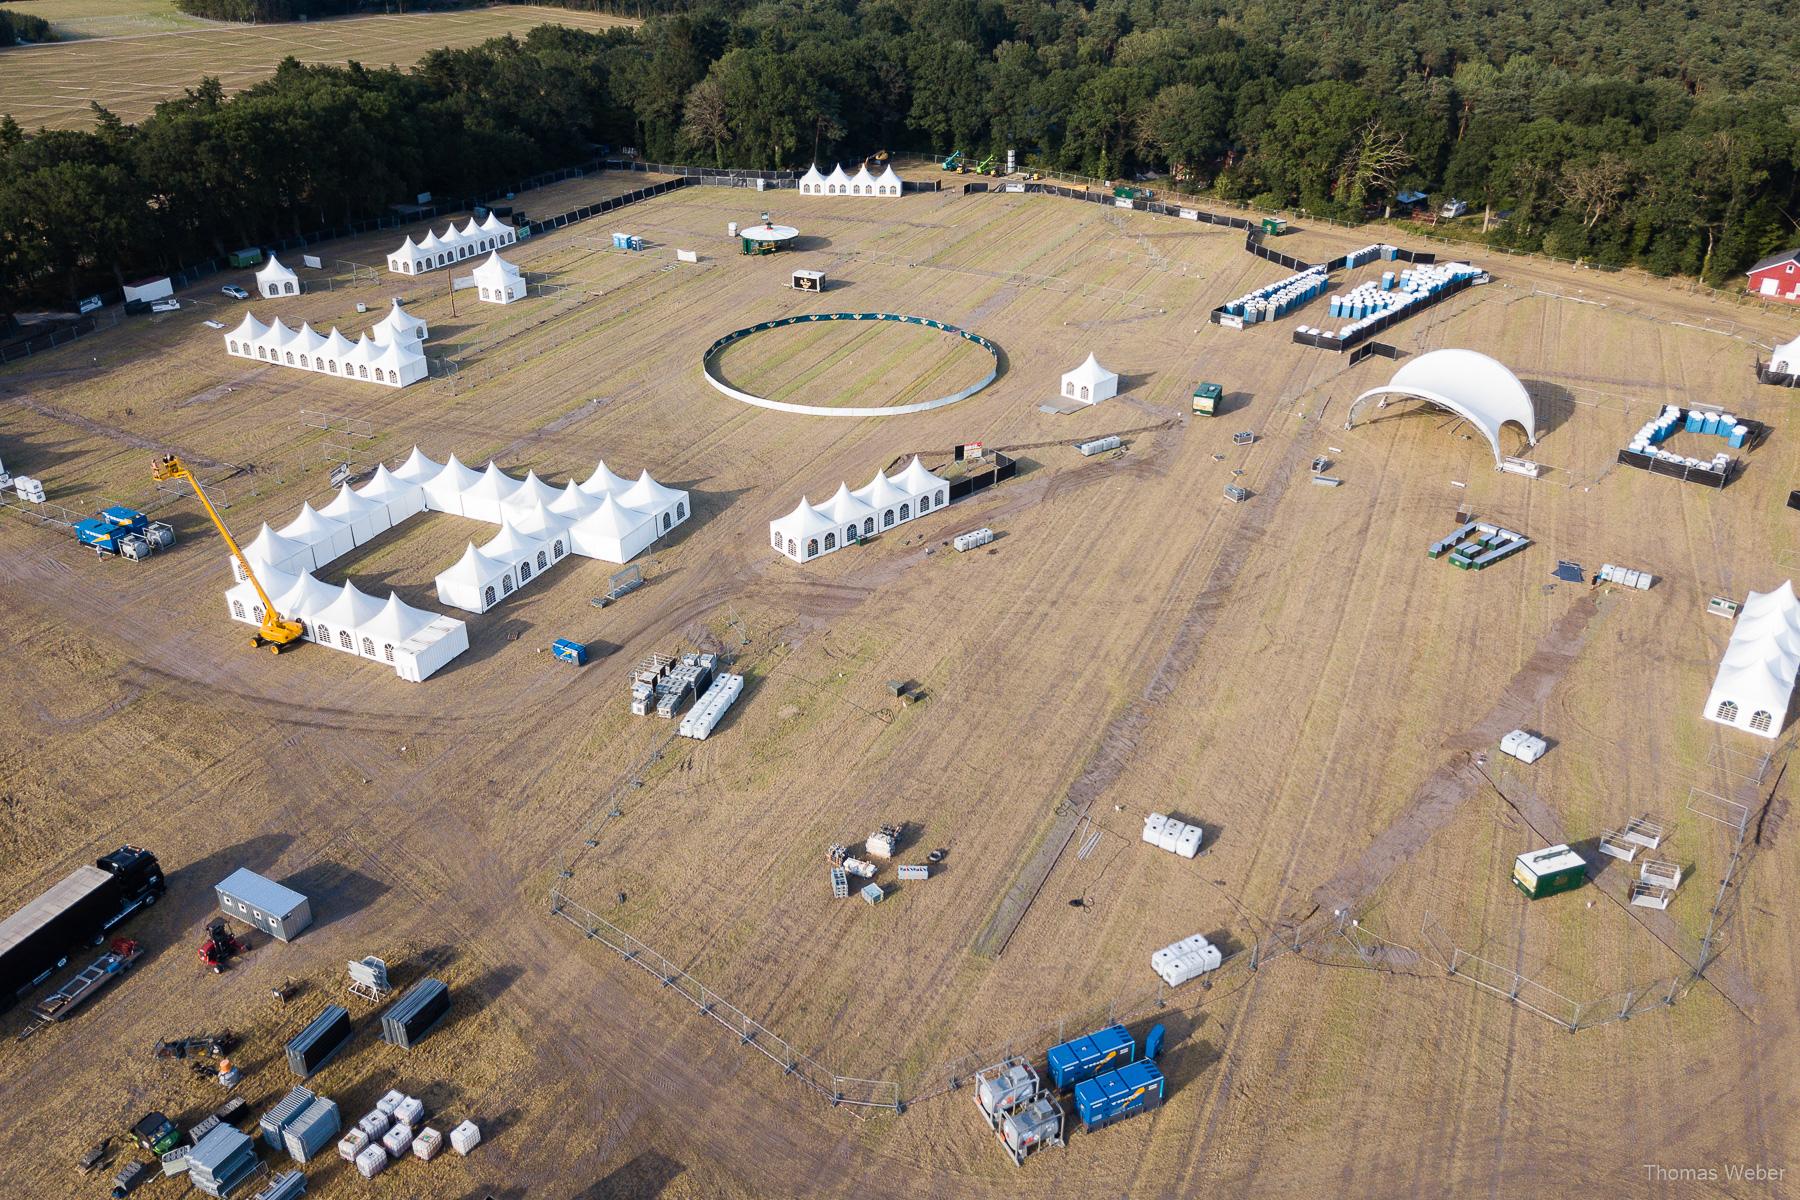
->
197;920;247;974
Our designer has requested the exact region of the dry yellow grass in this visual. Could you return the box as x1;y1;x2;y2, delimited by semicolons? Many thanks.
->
1;175;1797;1197
0;6;638;129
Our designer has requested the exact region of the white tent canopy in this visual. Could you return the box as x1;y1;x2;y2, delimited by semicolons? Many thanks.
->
1772;333;1800;376
388;216;517;275
798;164;827;195
473;252;525;304
1061;353;1119;405
391;446;443;486
223;311;424;387
1704;582;1800;738
824;164;851;194
875;165;903;195
278;503;355;566
569;493;657;564
1349;348;1537;467
771;458;949;563
849;165;877;195
235;522;315;581
372;299;429;343
435;542;515;614
255;255;299;299
319;483;392;546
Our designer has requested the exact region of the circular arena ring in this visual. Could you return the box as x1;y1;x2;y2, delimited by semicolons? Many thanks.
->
702;312;1001;418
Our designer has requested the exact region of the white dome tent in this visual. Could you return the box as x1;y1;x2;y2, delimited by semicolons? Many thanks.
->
1061;354;1118;405
770;457;951;563
255;255;300;299
1703;582;1800;739
1348;348;1538;468
472;252;525;305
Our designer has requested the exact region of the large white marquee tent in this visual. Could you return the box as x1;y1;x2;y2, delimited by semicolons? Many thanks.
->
798;163;904;196
387;213;517;275
225;312;426;388
1348;348;1537;467
1702;581;1800;739
770;457;949;563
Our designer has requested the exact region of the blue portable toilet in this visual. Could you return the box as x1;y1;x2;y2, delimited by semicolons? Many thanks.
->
1144;1023;1165;1062
1685;410;1703;433
551;638;587;666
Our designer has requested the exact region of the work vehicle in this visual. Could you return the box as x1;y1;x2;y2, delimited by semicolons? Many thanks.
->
153;454;305;652
74;505;174;560
220;284;249;300
0;847;165;1010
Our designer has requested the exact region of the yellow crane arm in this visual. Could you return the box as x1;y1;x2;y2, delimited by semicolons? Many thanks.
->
153;454;304;650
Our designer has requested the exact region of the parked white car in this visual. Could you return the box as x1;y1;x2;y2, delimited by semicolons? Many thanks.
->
220;284;249;300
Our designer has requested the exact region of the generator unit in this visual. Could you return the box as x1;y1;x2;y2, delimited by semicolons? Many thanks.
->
999;1094;1064;1166
974;1059;1039;1127
1073;1059;1165;1131
1045;1023;1135;1091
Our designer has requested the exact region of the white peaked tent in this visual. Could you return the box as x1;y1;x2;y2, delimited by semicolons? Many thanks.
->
580;460;636;498
461;461;524;523
875;165;903;195
359;593;434;662
224;561;297;626
506;470;564;512
480;520;549;590
799;164;827;195
388;235;426;275
391;446;443;486
356;464;426;523
1349;348;1537;468
436;543;515;613
1704;582;1800;739
852;468;913;531
849;165;877;195
505;501;574;549
473;252;525;305
478;212;516;246
620;470;689;537
309;581;386;655
372;299;429;343
274;571;343;624
824;164;852;194
821;481;876;543
769;498;838;562
895;456;949;509
1772;333;1800;376
225;312;268;356
1061;353;1119;405
235;522;315;581
568;494;656;564
256;255;299;299
548;479;599;520
278;503;356;567
319;483;392;546
422;454;481;516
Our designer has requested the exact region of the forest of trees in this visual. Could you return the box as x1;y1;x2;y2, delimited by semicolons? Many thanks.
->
0;7;55;45
1;0;1796;306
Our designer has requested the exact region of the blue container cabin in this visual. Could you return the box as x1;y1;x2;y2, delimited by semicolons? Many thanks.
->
1073;1060;1165;1131
551;638;588;666
1045;1024;1134;1091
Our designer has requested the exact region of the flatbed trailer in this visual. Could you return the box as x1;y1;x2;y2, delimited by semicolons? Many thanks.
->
18;941;142;1039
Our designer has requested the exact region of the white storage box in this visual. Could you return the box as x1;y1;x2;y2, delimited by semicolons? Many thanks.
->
1142;813;1168;846
356;1111;390;1139
376;1089;406;1116
412;1127;443;1161
355;1144;388;1178
450;1120;481;1155
337;1129;369;1162
381;1124;414;1157
1174;824;1204;858
393;1096;425;1128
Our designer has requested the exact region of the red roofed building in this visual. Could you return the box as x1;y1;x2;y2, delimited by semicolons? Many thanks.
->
1747;249;1800;303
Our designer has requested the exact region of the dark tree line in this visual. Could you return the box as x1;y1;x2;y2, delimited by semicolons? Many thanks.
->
0;7;55;45
1;0;1797;307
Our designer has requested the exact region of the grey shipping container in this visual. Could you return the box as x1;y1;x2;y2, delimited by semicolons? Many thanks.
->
286;1005;351;1078
215;868;313;942
259;1087;315;1151
251;1171;307;1200
282;1096;340;1163
382;977;450;1050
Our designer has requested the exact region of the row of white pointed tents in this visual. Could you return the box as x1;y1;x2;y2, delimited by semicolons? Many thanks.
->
769;457;949;563
797;163;905;197
230;448;690;621
388;212;518;274
1703;580;1800;740
255;255;300;298
225;570;469;683
225;309;427;387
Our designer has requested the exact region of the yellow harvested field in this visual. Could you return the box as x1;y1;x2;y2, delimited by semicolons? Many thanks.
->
0;6;637;129
2;170;1798;1197
11;0;218;39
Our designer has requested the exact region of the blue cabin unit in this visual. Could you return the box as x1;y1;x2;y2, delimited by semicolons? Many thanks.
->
1073;1059;1165;1131
551;638;588;666
1045;1024;1135;1091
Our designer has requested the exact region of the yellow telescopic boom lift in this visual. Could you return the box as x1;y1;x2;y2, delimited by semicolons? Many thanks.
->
151;454;305;653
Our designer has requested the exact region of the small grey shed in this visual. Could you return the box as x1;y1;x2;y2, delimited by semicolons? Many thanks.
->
216;868;313;942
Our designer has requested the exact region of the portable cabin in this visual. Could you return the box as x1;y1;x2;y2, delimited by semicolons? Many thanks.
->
1261;217;1288;236
1045;1023;1134;1091
216;868;313;942
790;269;825;292
1073;1060;1165;1131
1192;382;1222;416
228;248;264;268
1512;845;1587;900
551;638;588;666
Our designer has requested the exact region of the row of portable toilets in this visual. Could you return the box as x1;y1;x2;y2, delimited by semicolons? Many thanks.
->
1630;405;1749;459
1309;262;1481;338
1220;266;1329;324
610;231;644;251
976;1022;1168;1166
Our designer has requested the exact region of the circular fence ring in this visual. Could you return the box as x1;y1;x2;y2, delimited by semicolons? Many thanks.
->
702;312;1001;417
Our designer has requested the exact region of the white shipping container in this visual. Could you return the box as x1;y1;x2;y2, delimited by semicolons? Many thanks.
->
450;1121;482;1156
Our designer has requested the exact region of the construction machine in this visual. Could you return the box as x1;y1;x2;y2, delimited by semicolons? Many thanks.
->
197;919;247;974
863;150;890;169
151;454;304;653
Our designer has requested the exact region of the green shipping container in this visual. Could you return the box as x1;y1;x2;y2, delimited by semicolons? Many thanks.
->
228;247;263;268
1513;845;1587;899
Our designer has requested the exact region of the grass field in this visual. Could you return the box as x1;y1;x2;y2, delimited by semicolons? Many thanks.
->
1;172;1797;1197
711;318;997;407
0;5;638;129
8;0;217;39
